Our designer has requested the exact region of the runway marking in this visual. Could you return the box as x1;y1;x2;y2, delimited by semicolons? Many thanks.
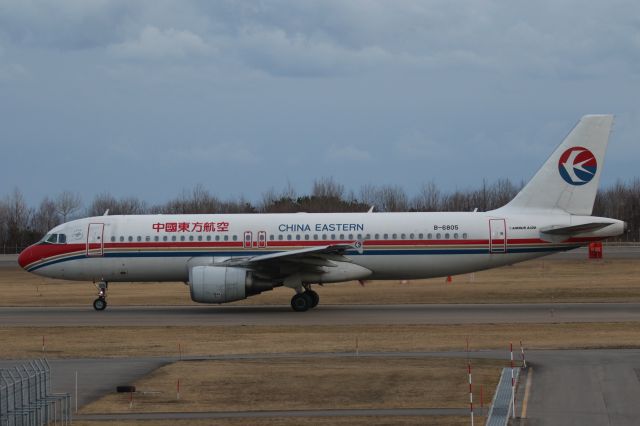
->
520;367;533;418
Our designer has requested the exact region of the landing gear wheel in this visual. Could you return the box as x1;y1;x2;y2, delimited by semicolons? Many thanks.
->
93;281;108;311
305;290;319;308
291;293;312;312
93;298;107;311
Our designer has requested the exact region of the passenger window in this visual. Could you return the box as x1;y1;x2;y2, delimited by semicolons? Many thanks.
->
339;234;345;240
163;236;168;242
296;235;301;240
269;235;274;241
436;233;441;239
189;235;194;241
418;233;423;239
313;234;318;240
401;233;406;239
128;236;133;242
463;233;468;239
322;234;327;240
180;236;185;241
110;236;116;242
120;236;125;242
278;235;283;241
215;235;220;241
223;235;229;241
305;234;310;240
428;233;433;239
137;236;142;242
154;236;159;242
171;236;176;241
375;233;380;239
445;233;450;239
392;233;397;239
206;235;211;241
383;234;388;239
145;236;150;242
287;235;292;241
454;233;459;239
232;235;237;241
197;235;202;241
410;233;415;239
348;234;354;240
331;234;336;240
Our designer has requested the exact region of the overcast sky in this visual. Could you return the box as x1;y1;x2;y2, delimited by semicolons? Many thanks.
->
1;0;639;205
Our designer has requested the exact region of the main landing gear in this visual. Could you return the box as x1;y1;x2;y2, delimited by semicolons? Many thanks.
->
93;281;108;311
290;289;319;312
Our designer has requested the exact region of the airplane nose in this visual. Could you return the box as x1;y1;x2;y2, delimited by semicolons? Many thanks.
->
18;246;33;270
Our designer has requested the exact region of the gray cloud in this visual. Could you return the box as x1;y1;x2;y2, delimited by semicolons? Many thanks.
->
1;1;639;204
109;26;212;59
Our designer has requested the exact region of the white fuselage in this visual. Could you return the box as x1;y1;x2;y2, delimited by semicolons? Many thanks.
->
21;210;624;283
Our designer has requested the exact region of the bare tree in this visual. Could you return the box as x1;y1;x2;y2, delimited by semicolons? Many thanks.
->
378;185;408;212
88;192;117;217
88;192;147;216
55;191;82;222
31;197;60;235
312;177;345;199
3;188;32;249
414;181;441;211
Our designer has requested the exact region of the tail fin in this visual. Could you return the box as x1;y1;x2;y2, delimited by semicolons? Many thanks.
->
500;114;613;215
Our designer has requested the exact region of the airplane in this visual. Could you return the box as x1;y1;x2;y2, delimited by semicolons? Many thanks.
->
18;115;625;312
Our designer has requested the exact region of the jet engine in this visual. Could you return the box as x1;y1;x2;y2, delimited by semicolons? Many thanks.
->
188;266;275;303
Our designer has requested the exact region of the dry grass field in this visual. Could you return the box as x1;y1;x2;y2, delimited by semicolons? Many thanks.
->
81;357;503;414
2;257;640;307
2;322;640;359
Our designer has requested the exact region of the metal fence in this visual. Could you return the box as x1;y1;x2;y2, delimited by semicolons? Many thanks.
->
0;359;71;426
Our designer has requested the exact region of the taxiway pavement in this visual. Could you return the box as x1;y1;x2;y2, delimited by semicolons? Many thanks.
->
1;302;639;326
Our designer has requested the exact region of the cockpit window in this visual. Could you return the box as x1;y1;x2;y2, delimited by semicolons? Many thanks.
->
43;233;67;244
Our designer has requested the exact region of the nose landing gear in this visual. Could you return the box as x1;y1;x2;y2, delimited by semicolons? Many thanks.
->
93;281;108;311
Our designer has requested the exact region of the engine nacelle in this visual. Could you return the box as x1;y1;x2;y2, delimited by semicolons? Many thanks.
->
189;266;274;304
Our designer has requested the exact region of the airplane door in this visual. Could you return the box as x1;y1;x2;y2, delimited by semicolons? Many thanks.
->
257;231;267;248
489;219;507;253
87;223;105;257
243;231;253;249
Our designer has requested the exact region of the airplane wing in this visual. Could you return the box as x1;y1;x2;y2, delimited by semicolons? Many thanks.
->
219;241;364;268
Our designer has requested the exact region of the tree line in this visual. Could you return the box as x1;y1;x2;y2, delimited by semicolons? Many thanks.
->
1;177;638;252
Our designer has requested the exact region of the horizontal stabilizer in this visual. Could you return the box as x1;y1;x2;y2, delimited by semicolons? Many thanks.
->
540;222;613;236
